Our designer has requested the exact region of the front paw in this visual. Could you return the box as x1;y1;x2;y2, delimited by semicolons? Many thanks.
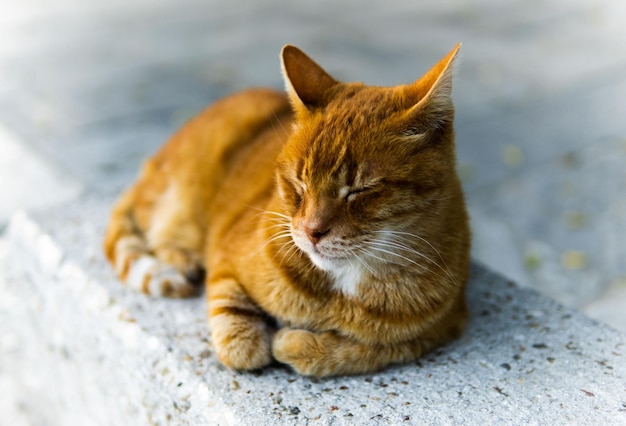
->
210;315;273;371
272;328;328;376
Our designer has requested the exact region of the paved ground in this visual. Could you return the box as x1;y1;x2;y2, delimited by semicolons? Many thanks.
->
3;200;624;424
1;0;625;330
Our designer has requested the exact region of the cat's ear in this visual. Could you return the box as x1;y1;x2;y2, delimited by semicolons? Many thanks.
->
405;43;461;130
281;45;339;112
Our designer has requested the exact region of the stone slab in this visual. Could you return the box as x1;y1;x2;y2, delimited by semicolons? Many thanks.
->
1;195;624;425
0;124;82;226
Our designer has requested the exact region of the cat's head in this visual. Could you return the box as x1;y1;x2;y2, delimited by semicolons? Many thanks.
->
275;44;462;283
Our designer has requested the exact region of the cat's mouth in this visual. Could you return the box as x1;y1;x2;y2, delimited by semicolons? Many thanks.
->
291;229;353;270
302;243;354;272
312;246;344;260
307;248;343;270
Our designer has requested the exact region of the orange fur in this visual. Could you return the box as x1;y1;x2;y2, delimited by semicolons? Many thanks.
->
103;44;470;376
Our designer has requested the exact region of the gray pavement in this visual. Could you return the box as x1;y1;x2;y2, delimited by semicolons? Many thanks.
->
2;196;624;425
1;2;625;325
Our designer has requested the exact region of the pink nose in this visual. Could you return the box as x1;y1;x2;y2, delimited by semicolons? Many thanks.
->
304;224;330;244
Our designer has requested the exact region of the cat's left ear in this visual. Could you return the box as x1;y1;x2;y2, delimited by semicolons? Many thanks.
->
281;45;339;113
405;43;461;129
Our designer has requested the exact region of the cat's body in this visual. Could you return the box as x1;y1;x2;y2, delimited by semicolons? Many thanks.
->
104;45;470;377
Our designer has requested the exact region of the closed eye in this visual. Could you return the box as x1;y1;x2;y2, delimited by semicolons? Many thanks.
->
346;187;368;202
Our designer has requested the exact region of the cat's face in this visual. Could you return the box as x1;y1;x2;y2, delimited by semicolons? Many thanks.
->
276;86;454;275
274;44;460;286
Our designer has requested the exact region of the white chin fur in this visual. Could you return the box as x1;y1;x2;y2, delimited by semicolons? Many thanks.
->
306;247;364;297
292;232;364;296
306;250;335;271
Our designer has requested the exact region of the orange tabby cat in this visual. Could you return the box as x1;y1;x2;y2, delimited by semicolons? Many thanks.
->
104;44;470;377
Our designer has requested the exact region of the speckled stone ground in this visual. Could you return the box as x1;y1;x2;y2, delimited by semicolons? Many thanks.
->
2;195;624;425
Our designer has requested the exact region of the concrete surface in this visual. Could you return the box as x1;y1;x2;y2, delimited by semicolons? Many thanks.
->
0;124;82;224
2;195;625;425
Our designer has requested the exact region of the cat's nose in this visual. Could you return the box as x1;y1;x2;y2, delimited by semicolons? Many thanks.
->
304;224;330;244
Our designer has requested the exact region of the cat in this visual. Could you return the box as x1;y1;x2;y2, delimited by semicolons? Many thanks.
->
103;44;470;377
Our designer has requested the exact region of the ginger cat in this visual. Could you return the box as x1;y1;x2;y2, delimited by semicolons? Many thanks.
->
104;44;470;377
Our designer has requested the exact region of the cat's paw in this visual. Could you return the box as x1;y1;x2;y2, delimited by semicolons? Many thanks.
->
125;255;199;298
210;314;273;371
272;328;330;377
153;245;205;285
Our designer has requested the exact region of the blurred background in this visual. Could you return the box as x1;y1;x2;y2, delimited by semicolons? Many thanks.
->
1;0;625;330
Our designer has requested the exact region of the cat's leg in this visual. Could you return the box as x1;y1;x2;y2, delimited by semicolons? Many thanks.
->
104;177;204;298
118;239;204;299
208;276;274;370
122;244;203;298
272;328;438;377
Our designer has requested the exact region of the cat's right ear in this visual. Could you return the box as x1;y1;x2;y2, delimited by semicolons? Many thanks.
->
404;43;461;131
281;45;339;113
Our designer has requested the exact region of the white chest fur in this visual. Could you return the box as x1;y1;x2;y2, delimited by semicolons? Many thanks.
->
329;262;364;297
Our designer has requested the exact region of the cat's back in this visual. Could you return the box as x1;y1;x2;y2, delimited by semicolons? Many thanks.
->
154;87;294;247
139;87;293;227
152;88;291;170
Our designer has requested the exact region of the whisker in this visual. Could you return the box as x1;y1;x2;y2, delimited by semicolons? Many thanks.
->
239;221;288;240
247;206;291;221
270;109;291;139
368;241;447;273
372;246;450;284
249;230;293;258
358;247;389;265
280;243;303;267
366;243;422;267
369;233;456;284
265;223;291;231
372;230;448;266
348;247;377;277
